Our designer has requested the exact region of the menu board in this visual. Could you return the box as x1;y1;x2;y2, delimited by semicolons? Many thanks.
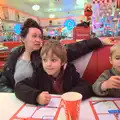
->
73;26;90;40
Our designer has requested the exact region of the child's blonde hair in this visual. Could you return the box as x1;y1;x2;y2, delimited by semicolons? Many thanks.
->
110;44;120;57
40;40;67;63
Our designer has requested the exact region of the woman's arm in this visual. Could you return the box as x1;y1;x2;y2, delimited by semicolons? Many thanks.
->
0;46;25;92
66;37;103;62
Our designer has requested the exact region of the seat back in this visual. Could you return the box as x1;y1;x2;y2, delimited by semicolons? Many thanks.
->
82;46;112;84
0;51;9;60
3;41;22;50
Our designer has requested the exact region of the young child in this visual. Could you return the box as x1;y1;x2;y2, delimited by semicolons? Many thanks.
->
15;40;93;105
92;44;120;97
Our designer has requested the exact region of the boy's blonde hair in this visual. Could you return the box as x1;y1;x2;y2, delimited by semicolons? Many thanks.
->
110;44;120;57
40;40;67;63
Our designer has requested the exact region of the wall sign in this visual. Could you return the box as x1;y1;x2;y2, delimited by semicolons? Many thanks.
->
64;19;76;30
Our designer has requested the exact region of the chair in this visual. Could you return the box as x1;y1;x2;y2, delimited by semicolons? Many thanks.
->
0;51;9;61
0;61;5;71
3;41;22;50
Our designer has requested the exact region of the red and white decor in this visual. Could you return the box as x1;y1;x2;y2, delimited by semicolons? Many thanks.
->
92;0;114;4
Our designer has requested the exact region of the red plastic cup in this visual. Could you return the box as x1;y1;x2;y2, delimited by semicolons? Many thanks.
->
61;92;82;120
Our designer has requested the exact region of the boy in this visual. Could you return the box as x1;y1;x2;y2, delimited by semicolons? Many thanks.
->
92;44;120;97
15;40;93;105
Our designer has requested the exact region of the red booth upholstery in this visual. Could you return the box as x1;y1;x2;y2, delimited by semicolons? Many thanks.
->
73;26;90;40
0;42;22;70
3;41;22;50
82;46;112;84
73;46;112;84
0;61;5;70
0;44;112;81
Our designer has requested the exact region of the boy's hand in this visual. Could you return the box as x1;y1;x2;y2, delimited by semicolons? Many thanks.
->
36;91;51;105
101;76;120;90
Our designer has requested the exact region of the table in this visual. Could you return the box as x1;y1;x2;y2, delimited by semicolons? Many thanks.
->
0;93;23;120
0;93;96;120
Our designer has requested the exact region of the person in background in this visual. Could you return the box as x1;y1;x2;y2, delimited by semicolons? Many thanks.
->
92;44;120;97
15;40;94;105
0;18;112;92
91;32;96;39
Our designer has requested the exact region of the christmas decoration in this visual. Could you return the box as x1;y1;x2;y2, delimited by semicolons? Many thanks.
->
84;3;92;21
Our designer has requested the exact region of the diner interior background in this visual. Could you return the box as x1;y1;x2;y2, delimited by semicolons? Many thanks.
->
0;0;120;42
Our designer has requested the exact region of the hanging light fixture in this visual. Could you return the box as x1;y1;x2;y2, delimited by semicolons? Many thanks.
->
32;4;40;11
49;14;55;18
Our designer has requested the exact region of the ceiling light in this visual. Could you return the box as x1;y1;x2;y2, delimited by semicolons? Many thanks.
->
49;14;55;18
76;0;85;6
32;5;40;11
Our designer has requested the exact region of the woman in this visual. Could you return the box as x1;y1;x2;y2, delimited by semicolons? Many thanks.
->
0;18;111;92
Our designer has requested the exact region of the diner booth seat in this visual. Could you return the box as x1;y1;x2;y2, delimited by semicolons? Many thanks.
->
3;41;22;50
0;61;5;71
0;41;22;70
0;42;112;82
0;51;9;70
73;46;112;84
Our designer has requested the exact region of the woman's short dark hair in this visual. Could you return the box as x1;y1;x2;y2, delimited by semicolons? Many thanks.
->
20;18;43;38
